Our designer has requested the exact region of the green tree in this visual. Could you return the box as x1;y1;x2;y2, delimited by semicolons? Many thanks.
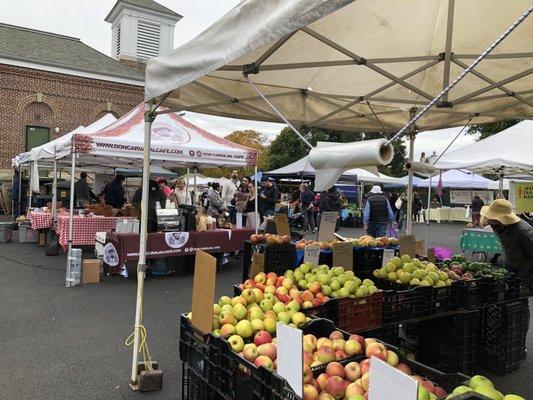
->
466;120;520;140
267;127;308;170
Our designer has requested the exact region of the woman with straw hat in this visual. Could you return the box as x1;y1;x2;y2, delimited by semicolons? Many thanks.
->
481;199;533;276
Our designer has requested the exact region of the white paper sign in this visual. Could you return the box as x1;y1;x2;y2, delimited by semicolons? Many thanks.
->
236;212;243;229
276;323;303;397
381;248;396;267
369;357;418;400
304;244;321;266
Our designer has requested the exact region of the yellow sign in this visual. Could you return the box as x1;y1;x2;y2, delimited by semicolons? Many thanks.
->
514;182;533;212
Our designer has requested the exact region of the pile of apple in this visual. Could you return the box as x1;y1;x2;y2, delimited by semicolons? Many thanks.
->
346;235;399;248
294;239;338;250
446;375;524;400
250;233;291;245
373;255;452;288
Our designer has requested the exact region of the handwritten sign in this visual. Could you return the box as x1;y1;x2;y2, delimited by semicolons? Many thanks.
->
317;211;338;242
399;234;416;258
333;241;353;270
275;213;290;236
250;252;265;279
277;323;303;398
381;248;396;267
191;251;217;334
369;357;418;400
304;243;321;266
415;239;425;257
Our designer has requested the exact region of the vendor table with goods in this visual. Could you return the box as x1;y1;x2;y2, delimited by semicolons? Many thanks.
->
55;215;137;250
427;207;470;223
28;211;54;230
460;228;502;254
103;227;254;272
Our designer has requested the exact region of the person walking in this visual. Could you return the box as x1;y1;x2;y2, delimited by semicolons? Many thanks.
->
245;181;257;229
318;186;342;230
412;192;423;223
103;174;126;209
397;192;408;230
363;185;394;238
299;183;316;233
74;172;98;207
470;194;484;227
388;191;399;222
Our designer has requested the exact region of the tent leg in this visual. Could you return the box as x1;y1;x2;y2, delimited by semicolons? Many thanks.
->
425;176;432;256
52;156;58;222
18;167;22;215
406;109;416;235
254;166;258;234
193;168;197;205
130;103;154;389
66;152;76;288
28;163;33;211
498;174;504;198
185;167;190;200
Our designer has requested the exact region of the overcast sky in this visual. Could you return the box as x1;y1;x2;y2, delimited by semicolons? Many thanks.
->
0;0;477;159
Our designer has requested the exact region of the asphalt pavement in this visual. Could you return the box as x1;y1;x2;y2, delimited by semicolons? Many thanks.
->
0;222;530;399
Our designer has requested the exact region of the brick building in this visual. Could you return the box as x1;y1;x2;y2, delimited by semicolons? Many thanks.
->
0;0;181;171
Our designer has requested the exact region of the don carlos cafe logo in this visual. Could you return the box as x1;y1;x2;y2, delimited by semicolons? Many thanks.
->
152;120;191;143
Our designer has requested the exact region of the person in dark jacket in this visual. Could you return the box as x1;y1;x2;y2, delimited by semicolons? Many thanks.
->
299;183;316;232
388;191;399;222
74;172;98;207
103;174;126;209
132;179;166;233
318;186;342;231
259;176;279;219
470;194;484;227
363;185;394;237
412;192;423;223
481;199;533;277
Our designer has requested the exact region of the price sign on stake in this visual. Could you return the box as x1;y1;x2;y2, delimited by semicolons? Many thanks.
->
399;234;416;258
332;242;353;270
369;357;418;400
382;248;396;267
276;323;303;398
191;250;217;334
304;243;320;266
274;213;290;236
317;211;338;242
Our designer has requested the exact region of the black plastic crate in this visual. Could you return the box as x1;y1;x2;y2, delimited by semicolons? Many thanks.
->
301;298;338;324
241;241;296;281
352;246;399;279
416;310;481;375
182;362;228;400
179;315;219;383
478;300;528;375
361;324;400;346
337;291;383;332
375;279;432;324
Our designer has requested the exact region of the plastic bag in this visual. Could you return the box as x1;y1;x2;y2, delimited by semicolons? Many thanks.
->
465;205;471;219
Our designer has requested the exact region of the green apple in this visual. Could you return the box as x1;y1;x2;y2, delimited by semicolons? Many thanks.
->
368;285;378;294
273;302;286;315
219;296;232;306
338;287;350;298
263;317;276;334
418;386;430;400
277;311;291;324
213;304;221;315
228;334;244;352
362;279;374;287
322;285;332;296
293;270;304;281
503;395;525;400
452;385;473;395
287;300;300;313
260;299;274;312
330;279;341;291
235;320;253;338
476;385;503;400
263;293;275;303
337;274;348;286
469;375;494;390
233;303;248;321
250;319;264;332
292;312;307;327
248;307;264;321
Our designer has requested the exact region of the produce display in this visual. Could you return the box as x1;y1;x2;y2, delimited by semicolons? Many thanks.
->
238;264;378;305
293;235;399;250
446;375;524;400
373;255;453;287
249;233;292;245
440;255;509;280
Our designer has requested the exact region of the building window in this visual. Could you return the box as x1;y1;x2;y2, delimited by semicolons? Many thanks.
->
137;20;160;59
26;126;50;151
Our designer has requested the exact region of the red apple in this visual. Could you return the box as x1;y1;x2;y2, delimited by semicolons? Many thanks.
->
344;339;363;356
345;381;365;397
334;350;348;360
325;376;345;399
303;351;314;366
301;290;314;302
434;386;447;398
315;346;335;364
308;282;322;294
242;344;259;362
254;355;274;370
329;330;344;341
344;361;361;382
316;373;330;392
311;298;323;307
303;363;313;384
332;339;345;351
349;334;366;350
365;342;387;361
359;359;371;376
257;343;277;360
254;331;272;346
396;363;412;376
421;380;436;394
361;372;370;391
326;361;345;378
316;338;333;349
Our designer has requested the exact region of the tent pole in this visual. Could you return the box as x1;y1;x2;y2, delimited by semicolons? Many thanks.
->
28;163;33;211
425;175;432;255
130;102;154;388
18;166;22;215
254;165;258;234
406;109;417;235
66;151;76;288
193;168;197;205
498;174;504;198
185;167;190;201
52;149;58;222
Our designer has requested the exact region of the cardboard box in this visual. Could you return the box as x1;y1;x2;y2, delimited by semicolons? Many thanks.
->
83;259;101;284
38;232;46;246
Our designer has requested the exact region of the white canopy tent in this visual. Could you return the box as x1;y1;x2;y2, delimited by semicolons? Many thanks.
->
435;119;533;176
417;169;497;189
266;155;403;185
139;0;533;389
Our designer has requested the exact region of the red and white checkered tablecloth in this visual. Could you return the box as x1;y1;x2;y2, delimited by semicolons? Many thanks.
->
56;215;135;250
28;212;53;230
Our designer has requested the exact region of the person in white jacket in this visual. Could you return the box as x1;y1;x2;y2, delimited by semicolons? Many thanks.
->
221;170;240;224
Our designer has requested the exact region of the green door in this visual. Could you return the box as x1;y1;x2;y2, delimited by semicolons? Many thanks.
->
26;126;50;151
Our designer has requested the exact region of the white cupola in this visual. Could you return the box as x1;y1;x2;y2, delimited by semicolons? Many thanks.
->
105;0;181;63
